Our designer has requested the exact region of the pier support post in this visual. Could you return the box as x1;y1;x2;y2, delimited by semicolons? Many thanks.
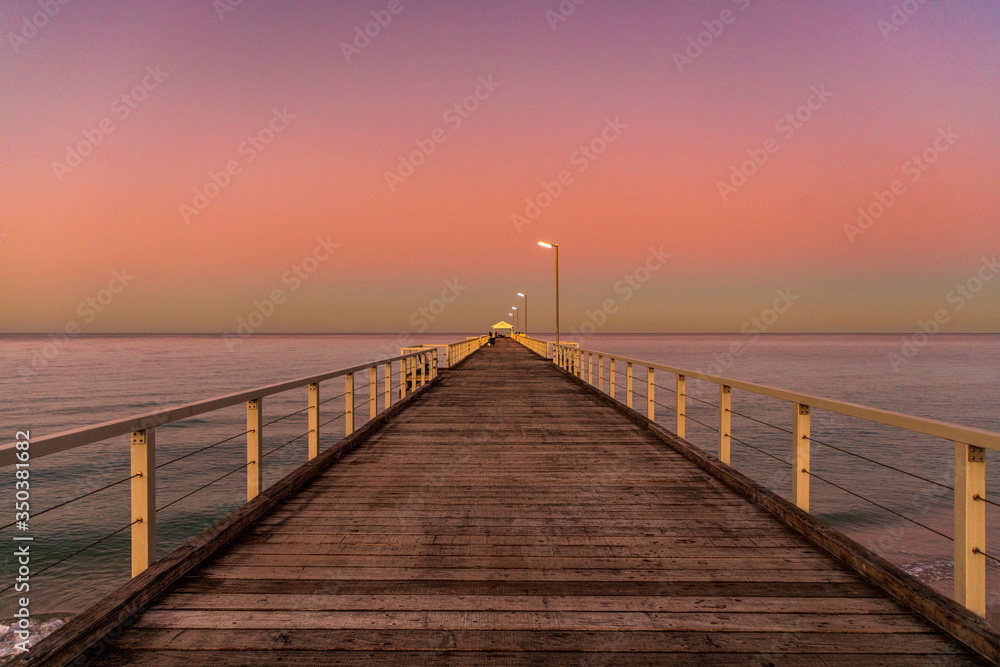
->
246;399;262;501
308;383;320;460
955;441;986;616
130;428;155;577
370;367;377;421
793;403;810;512
719;385;731;464
676;375;686;438
647;367;655;421
345;374;354;436
626;363;633;409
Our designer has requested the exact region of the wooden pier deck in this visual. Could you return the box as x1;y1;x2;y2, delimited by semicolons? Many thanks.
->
86;339;983;664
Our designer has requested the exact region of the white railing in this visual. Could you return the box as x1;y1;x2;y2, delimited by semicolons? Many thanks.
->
553;342;1000;617
514;334;549;357
0;347;442;578
447;335;489;366
515;335;576;360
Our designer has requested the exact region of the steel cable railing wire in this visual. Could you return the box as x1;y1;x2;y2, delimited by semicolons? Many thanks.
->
319;410;350;429
652;382;678;396
156;460;253;514
650;399;677;415
973;547;1000;565
262;429;313;459
730;433;792;468
0;518;141;595
318;390;349;406
156;428;254;470
803;433;956;494
0;473;140;531
727;407;794;435
803;468;954;543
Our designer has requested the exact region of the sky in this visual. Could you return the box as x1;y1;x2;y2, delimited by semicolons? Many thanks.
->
1;0;998;334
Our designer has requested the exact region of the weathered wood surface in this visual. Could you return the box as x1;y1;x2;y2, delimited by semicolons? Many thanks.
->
92;339;984;665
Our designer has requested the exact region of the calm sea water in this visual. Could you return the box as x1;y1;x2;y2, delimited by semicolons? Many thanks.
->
0;333;998;625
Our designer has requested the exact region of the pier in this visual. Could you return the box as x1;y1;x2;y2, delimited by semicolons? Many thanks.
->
5;337;1000;665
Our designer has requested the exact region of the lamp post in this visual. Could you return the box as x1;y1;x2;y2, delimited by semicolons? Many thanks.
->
511;306;518;334
517;292;527;335
537;242;559;344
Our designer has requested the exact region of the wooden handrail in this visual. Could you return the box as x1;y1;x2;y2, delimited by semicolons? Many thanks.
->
553;344;1000;450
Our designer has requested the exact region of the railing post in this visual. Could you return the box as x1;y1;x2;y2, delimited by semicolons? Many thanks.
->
647;367;655;420
598;354;604;391
345;373;354;435
247;399;262;501
369;366;377;421
399;358;406;399
719;385;731;464
130;428;155;577
676;374;686;438
609;358;615;400
418;353;425;387
626;362;633;409
954;441;986;616
432;350;438;378
384;362;391;410
308;383;320;460
793;403;810;512
588;353;593;386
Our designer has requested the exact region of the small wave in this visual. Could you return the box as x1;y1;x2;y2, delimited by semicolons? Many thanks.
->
0;614;73;663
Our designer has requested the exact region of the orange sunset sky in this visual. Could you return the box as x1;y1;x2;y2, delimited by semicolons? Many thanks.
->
1;1;998;334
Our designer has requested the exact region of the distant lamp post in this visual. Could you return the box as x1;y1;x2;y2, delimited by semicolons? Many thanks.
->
511;306;518;334
517;292;527;335
537;242;559;344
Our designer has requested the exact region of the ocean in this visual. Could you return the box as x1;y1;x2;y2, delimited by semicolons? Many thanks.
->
1;333;998;628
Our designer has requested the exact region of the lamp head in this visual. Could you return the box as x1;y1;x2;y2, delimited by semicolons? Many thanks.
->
537;242;553;249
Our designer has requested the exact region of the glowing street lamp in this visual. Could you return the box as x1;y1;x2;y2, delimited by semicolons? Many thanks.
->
517;292;527;335
537;242;559;344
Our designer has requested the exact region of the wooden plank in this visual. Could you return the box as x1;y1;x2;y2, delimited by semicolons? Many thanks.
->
111;628;978;655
